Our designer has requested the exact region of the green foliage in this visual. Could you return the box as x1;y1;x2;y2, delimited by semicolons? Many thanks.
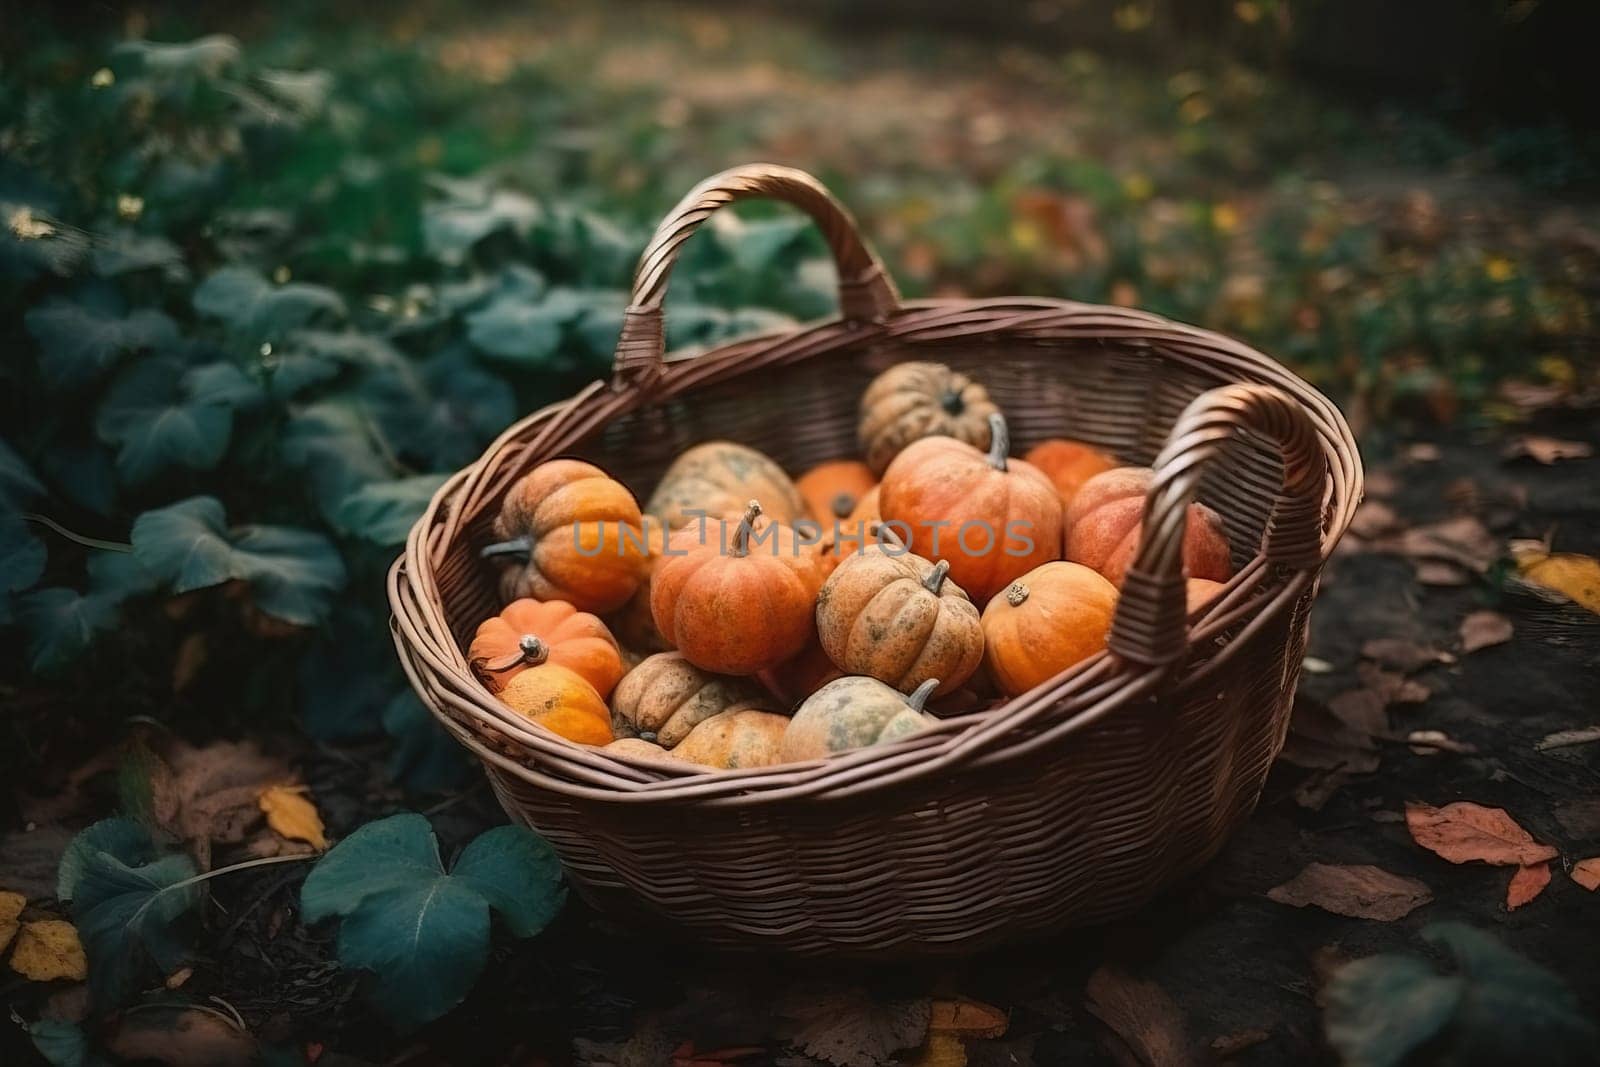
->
301;814;566;1028
1324;922;1598;1067
59;818;202;1006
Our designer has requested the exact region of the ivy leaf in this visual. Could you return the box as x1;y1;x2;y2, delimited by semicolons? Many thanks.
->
58;817;157;903
96;358;234;483
37;443;116;515
0;437;45;509
1;512;47;622
423;183;541;266
362;348;512;470
87;549;161;606
130;496;346;625
299;626;395;741
92;230;188;282
16;588;121;674
193;266;346;342
281;401;397;523
301;814;565;1028
25;286;179;388
72;845;200;1006
112;35;241;78
464;294;569;367
183;361;265;410
334;474;448;545
383;690;473;794
28;1019;108;1067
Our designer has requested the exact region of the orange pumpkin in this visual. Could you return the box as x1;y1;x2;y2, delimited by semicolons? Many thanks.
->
482;459;646;613
468;599;624;698
815;546;983;696
603;710;790;770
1062;466;1232;587
756;627;844;708
858;362;998;475
1022;439;1118;508
605;517;673;653
611;651;772;746
1186;577;1226;615
878;413;1062;604
821;486;885;575
980;562;1118;697
796;460;877;525
645;441;806;530
650;501;825;675
498;663;613;745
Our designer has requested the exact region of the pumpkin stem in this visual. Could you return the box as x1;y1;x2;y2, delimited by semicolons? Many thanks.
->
830;492;856;519
906;678;940;712
1005;582;1029;607
922;559;951;594
517;634;549;666
638;730;658;743
985;413;1009;471
731;500;762;557
480;535;533;562
940;389;965;415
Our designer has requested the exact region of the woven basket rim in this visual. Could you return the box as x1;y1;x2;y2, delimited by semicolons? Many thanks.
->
389;292;1361;808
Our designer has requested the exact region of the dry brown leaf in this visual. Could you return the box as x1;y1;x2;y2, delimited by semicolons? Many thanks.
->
1535;726;1600;751
1084;966;1195;1067
1406;730;1477;757
1364;469;1400;497
1266;862;1432;920
10;920;88;982
1210;1028;1270;1058
1458;610;1513;654
1328;690;1389;735
779;986;931;1067
104;1006;257;1066
0;890;24;952
1387;516;1498;574
165;965;194;990
1361;638;1455;673
909;1033;968;1067
1571;858;1600;891
1553;799;1600;838
1414;560;1472;587
929;999;1007;1039
258;785;327;850
1502;435;1594;464
1405;801;1558;867
1404;443;1441;463
1292;770;1351;811
146;738;291;869
1506;862;1551;910
1356;663;1431;706
1348;500;1401;540
1280;696;1379;774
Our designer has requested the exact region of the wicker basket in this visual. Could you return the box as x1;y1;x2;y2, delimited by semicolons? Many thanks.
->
390;164;1362;959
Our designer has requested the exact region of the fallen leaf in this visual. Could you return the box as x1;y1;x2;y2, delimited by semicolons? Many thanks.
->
1404;443;1441;463
1280;695;1380;773
1506;863;1551;910
1084;966;1195;1067
929;999;1007;1038
1502;436;1594;464
1209;1028;1269;1057
1385;516;1498;574
1329;690;1389;735
1407;730;1477;756
0;890;23;951
1535;726;1600;751
1357;663;1431;706
1362;638;1455;673
1405;802;1558;867
1292;770;1351;811
1348;500;1401;540
909;1033;967;1067
10;919;88;981
165;965;193;989
779;987;931;1067
104;1006;258;1066
1458;611;1513;654
1414;560;1472;586
1267;863;1432;920
141;737;291;869
1514;548;1600;614
258;784;328;850
1571;858;1600;891
1301;655;1334;674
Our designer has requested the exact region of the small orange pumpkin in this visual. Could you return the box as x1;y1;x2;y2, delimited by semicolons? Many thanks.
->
1062;466;1232;587
468;599;624;698
603;709;790;770
980;561;1118;697
796;460;877;525
645;441;806;530
757;625;844;708
498;663;613;745
858;362;998;475
815;546;983;696
1022;439;1118;508
481;459;646;613
605;517;673;653
1186;577;1226;614
821;486;885;575
879;413;1062;604
650;500;825;675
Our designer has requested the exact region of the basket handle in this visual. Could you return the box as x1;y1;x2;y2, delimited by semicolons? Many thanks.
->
611;163;899;383
1107;383;1328;667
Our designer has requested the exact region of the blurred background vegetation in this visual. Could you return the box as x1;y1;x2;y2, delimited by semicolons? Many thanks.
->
2;0;1597;795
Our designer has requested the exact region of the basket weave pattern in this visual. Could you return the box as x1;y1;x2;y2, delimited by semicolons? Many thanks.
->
390;165;1361;957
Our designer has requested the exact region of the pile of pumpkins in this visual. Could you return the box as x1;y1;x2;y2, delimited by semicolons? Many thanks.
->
471;361;1234;771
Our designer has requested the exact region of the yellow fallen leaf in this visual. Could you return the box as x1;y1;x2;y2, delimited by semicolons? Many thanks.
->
909;1032;967;1067
1513;546;1600;615
258;784;327;850
10;920;88;982
929;998;1009;1038
0;890;24;952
